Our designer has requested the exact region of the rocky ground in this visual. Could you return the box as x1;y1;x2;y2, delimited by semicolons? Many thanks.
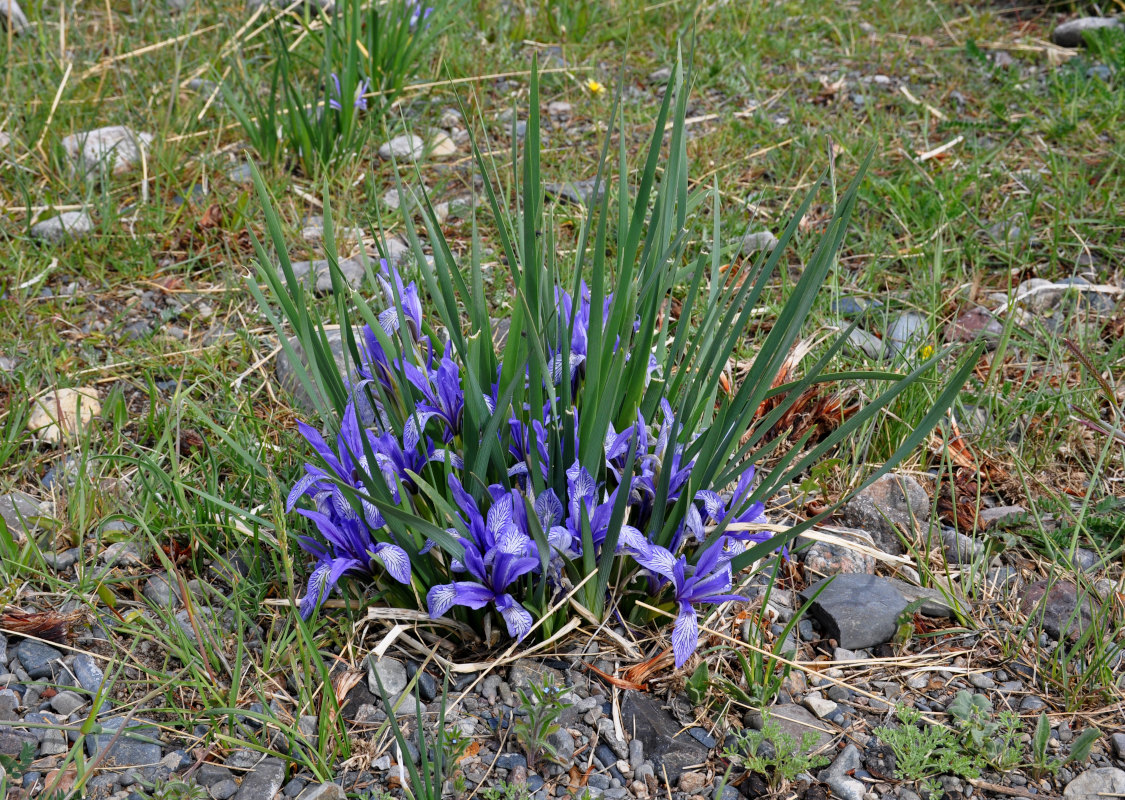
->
1;459;1123;799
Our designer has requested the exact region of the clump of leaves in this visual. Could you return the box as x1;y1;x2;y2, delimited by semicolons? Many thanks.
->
512;679;570;772
480;785;530;800
946;690;1021;770
723;712;830;791
0;742;36;788
685;662;709;706
874;706;984;800
136;781;209;800
1028;712;1101;779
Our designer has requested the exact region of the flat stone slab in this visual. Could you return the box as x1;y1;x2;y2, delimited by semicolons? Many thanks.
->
751;703;834;751
621;692;709;784
86;717;163;766
1064;768;1125;800
233;756;286;800
274;327;366;416
800;574;907;650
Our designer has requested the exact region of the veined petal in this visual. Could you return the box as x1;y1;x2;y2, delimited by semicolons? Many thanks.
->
534;489;563;529
371;543;411;584
377;306;400;336
495;593;534;641
695;490;725;523
630;542;678;583
287;467;325;512
426;581;493;618
299;557;361;620
495;529;532;557
298;563;332;620
487;495;515;538
616;525;647;554
548;525;577;557
429;449;464;469
671;602;699;669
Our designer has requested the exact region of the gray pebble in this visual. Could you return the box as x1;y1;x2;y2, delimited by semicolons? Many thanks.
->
30;211;95;244
210;779;239;799
1020;696;1048;711
968;672;995;690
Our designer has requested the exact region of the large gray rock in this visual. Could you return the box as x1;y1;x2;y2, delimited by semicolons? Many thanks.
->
1064;768;1125;800
1052;17;1124;48
885;312;929;359
544;179;606;207
1019;579;1097;641
62;127;153;176
1;0;29;32
842;473;930;555
15;639;62;679
367;656;408;698
885;578;963;618
800;574;907;650
507;661;564;692
740;230;779;256
799;528;875;576
86;717;163;766
0;491;49;544
0;729;38;757
73;653;106;691
941;528;985;564
274;327;365;416
284;254;369;295
30;211;94;244
233;757;286;800
621;692;710;784
297;785;347;800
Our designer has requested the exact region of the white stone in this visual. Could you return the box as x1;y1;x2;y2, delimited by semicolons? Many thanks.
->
1064;769;1125;800
428;131;457;158
30;211;95;244
803;694;838;718
378;134;425;160
1;0;29;33
62;126;153;176
28;388;101;444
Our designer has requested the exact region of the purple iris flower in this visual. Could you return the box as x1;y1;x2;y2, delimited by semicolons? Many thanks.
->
407;0;434;30
548;282;596;393
427;537;538;640
688;465;777;555
328;73;369;112
446;474;534;562
374;260;423;342
353;262;425;399
402;352;471;444
287;403;412;618
630;535;746;667
547;461;645;558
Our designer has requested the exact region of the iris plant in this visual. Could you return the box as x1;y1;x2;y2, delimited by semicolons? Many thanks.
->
287;264;781;665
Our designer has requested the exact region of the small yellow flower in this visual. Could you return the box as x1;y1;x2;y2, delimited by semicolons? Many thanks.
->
585;79;606;96
920;344;935;360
